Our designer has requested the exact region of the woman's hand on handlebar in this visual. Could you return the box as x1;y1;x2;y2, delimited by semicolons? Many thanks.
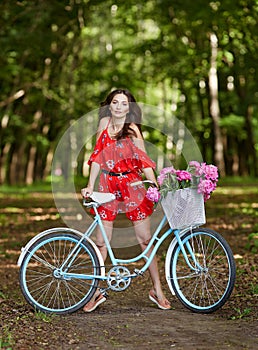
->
81;186;93;198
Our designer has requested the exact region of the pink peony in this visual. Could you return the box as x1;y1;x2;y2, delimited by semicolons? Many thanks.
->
188;161;201;169
176;170;192;182
197;178;216;201
160;166;176;175
189;161;218;181
157;166;175;185
188;161;202;176
197;162;207;177
204;164;219;181
203;193;211;202
191;162;209;177
146;187;161;203
157;173;167;186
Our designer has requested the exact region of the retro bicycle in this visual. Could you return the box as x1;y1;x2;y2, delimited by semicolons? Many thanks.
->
18;181;236;314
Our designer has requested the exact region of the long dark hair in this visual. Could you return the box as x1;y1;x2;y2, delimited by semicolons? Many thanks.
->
99;89;142;140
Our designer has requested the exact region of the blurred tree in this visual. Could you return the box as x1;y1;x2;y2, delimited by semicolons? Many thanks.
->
0;0;257;185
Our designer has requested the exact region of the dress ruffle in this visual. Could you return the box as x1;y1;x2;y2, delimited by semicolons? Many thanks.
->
88;129;155;171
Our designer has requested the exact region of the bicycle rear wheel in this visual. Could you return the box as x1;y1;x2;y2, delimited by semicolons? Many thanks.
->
19;231;101;314
168;228;236;313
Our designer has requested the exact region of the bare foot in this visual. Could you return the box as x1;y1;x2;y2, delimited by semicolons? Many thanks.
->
83;294;106;313
149;289;171;310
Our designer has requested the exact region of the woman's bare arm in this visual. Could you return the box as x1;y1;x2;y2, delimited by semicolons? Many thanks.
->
96;117;110;140
130;123;158;186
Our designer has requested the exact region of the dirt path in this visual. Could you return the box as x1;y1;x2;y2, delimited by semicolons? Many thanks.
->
67;302;257;350
1;254;257;350
0;189;257;349
2;267;257;350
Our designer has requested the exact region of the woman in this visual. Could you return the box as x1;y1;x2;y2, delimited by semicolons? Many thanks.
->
81;89;171;312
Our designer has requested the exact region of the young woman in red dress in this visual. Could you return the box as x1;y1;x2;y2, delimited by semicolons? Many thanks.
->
81;89;171;312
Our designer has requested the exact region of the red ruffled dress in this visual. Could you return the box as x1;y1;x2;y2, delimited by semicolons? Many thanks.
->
88;127;155;221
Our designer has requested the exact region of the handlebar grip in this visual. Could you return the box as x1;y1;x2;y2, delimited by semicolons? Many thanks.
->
130;181;143;187
130;180;157;187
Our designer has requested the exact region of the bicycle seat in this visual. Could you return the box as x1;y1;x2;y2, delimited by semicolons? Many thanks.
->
83;192;116;206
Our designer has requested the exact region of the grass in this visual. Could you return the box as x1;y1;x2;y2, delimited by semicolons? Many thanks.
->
230;308;252;320
218;176;258;186
0;183;52;195
0;327;14;350
0;176;256;207
34;310;56;323
246;233;258;253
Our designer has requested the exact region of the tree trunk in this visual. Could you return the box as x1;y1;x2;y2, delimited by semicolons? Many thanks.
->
8;142;26;185
208;33;225;176
43;146;53;179
26;145;37;185
0;143;11;184
244;105;258;176
197;81;208;161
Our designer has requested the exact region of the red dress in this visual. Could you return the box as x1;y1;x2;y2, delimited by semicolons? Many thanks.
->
88;127;155;221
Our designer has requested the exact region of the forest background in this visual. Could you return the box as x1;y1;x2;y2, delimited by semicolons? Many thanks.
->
1;0;258;186
0;2;258;348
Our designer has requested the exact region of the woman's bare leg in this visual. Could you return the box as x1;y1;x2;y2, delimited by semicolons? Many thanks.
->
95;220;113;261
133;217;170;306
83;220;113;312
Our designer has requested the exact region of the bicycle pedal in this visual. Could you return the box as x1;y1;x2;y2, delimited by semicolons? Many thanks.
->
99;289;109;298
134;268;144;276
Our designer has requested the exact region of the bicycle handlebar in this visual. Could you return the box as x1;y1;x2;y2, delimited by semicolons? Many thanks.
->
130;180;157;187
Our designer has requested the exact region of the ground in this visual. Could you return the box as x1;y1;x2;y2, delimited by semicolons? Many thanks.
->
0;184;257;349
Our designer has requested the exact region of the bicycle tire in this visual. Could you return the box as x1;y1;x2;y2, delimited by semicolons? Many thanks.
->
19;231;101;314
167;228;236;313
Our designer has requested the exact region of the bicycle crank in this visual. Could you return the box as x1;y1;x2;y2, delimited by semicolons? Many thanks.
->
107;266;131;291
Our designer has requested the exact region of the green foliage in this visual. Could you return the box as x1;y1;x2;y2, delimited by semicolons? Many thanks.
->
0;326;14;350
230;307;252;320
246;232;258;253
1;0;258;184
0;182;52;194
219;114;246;138
250;282;258;295
0;291;7;299
34;310;56;323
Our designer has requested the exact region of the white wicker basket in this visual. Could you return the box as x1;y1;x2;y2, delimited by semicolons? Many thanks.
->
161;188;206;229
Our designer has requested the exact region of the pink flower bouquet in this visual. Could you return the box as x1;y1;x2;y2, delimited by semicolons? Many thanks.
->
146;161;219;203
145;186;161;203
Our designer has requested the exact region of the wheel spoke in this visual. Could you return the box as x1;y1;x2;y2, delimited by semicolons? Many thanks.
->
27;252;56;270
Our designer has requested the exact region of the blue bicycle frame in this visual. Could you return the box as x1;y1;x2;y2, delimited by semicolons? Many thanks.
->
59;204;201;281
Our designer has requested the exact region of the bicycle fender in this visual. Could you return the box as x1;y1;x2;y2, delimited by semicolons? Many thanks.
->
165;229;189;295
17;227;105;277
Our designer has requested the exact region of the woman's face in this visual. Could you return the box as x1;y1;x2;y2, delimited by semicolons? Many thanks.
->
110;93;129;119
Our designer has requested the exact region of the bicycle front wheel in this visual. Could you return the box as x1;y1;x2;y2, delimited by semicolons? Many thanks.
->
19;232;101;314
168;228;236;313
